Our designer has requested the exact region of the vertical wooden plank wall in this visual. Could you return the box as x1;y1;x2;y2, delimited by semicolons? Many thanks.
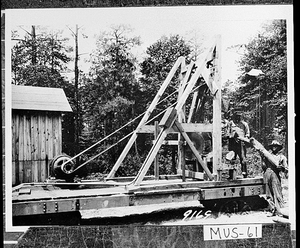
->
12;111;62;185
40;114;46;182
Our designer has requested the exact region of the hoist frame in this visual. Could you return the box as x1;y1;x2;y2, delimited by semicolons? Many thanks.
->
106;35;222;185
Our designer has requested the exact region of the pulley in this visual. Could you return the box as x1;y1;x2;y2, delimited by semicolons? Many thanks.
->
50;154;76;180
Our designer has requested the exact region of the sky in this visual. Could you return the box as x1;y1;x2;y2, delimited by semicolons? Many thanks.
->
7;5;293;84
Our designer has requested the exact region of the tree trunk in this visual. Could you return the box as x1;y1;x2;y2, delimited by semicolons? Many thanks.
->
74;25;80;165
31;26;37;65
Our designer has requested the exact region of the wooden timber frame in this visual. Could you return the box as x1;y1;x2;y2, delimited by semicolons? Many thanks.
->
107;35;222;184
12;36;266;219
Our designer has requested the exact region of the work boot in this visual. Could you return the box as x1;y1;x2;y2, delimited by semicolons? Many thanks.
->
241;162;247;178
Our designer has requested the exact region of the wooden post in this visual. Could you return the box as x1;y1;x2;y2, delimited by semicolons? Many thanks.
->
154;121;159;180
212;35;222;180
187;90;199;123
178;59;187;182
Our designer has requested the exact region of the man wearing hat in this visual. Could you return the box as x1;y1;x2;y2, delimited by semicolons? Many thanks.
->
261;140;288;216
228;111;250;178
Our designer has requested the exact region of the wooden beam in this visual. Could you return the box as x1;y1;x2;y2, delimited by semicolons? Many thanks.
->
178;61;188;182
154;121;159;180
187;90;199;123
12;177;265;217
106;57;184;179
13;194;131;216
199;184;265;200
151;140;181;146
127;177;265;193
212;35;222;179
137;123;213;134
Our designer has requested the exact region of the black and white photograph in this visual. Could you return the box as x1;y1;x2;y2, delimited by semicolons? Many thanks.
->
4;4;295;247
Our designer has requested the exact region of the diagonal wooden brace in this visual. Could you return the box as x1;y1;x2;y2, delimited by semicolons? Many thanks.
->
132;127;171;186
174;120;214;181
132;108;179;186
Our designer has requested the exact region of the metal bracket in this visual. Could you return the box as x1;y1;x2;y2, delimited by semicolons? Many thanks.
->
75;199;80;211
43;202;47;214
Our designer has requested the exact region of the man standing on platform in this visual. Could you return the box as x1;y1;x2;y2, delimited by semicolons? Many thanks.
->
228;111;250;178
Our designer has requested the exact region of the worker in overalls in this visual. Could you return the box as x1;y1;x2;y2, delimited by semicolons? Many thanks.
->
261;140;288;216
228;111;250;178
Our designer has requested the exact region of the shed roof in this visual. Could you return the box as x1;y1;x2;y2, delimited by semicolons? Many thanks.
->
12;85;73;112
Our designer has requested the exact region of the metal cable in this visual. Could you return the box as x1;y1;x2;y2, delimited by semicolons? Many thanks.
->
60;87;180;168
71;99;179;173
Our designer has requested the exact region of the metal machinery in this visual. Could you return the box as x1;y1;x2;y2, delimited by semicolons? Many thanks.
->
12;36;266;224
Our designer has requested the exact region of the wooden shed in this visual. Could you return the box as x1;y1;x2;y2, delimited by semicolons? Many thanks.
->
12;85;72;185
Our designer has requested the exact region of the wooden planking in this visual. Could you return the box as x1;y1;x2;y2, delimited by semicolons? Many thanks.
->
40;114;46;160
18;114;25;183
24;114;31;161
12;111;63;184
40;115;47;180
40;115;46;180
31;113;38;162
38;115;44;181
12;161;16;185
57;115;62;154
12;113;18;185
23;161;32;183
45;113;50;160
46;114;53;159
32;161;39;182
12;113;16;161
53;116;58;156
40;161;47;181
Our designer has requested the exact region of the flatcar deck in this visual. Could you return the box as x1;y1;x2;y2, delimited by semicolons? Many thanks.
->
12;176;265;217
